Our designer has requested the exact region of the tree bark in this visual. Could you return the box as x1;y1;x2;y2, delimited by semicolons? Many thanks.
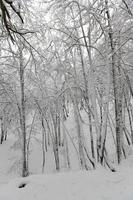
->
105;0;123;164
19;44;28;177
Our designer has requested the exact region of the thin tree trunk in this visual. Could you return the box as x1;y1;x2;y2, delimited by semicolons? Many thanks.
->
0;117;4;144
73;102;88;170
78;45;95;160
19;44;28;177
105;0;123;164
51;112;60;171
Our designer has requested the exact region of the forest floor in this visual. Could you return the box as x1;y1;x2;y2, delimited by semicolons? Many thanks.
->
0;136;133;199
0;135;19;186
0;162;133;200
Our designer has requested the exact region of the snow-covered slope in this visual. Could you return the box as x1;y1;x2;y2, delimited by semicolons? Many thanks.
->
0;114;133;200
0;135;21;186
0;164;133;200
0;133;133;200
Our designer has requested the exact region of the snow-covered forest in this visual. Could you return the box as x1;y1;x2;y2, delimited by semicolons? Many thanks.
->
0;0;133;199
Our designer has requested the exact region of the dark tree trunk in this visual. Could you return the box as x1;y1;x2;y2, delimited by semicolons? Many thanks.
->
105;0;123;164
19;46;28;177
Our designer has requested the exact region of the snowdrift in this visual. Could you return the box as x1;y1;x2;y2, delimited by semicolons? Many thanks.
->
0;166;133;200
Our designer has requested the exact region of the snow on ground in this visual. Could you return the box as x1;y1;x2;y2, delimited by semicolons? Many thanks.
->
0;112;133;200
0;135;21;186
0;135;133;200
0;161;133;200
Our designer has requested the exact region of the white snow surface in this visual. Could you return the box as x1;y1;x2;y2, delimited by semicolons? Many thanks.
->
0;128;133;199
0;163;133;200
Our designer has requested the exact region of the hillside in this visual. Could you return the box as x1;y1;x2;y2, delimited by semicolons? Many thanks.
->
0;162;133;200
0;135;132;200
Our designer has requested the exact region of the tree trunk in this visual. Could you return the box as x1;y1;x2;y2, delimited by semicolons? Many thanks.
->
19;44;28;177
0;117;4;144
105;0;123;164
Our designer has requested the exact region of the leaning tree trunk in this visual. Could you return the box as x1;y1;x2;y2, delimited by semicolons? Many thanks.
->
99;34;111;164
72;49;89;170
71;8;95;162
78;44;95;160
73;101;88;170
77;5;100;161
